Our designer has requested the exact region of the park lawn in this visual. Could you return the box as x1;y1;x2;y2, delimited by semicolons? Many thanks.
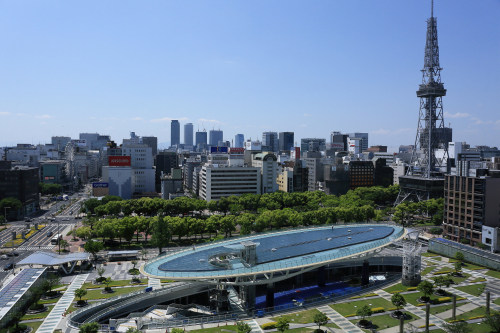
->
271;308;323;324
21;305;54;321
485;270;500;279
400;291;447;306
445;306;487;322
39;298;59;305
349;312;415;331
82;279;148;289
422;252;440;257
454;284;486;297
428;302;468;315
383;283;417;294
470;277;487;283
85;286;144;300
330;298;393;316
462;262;486;270
23;321;43;332
421;266;436;276
450;272;470;284
188;325;237;332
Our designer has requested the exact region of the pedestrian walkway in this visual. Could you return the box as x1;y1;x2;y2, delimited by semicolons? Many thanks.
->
317;305;364;333
244;319;263;333
148;277;161;290
17;245;55;251
37;274;89;333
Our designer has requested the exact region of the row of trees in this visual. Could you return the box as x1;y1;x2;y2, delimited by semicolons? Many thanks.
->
39;182;63;195
81;186;401;218
392;198;444;227
78;205;378;251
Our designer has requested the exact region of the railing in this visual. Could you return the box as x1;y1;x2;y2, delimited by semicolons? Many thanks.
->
136;274;401;329
143;224;405;279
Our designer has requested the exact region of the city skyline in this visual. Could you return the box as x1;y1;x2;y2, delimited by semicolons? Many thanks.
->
0;1;499;149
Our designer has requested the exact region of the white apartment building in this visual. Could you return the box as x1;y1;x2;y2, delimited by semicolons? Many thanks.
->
251;152;278;193
199;165;261;201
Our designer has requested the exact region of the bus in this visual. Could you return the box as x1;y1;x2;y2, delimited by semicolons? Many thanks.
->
50;234;62;245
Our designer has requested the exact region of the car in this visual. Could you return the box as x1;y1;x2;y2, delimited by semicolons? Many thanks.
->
47;231;53;237
6;252;14;257
0;255;8;260
4;263;14;270
12;252;19;256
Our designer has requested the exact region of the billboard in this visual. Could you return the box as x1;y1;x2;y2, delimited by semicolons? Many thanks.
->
108;156;131;166
210;146;228;154
229;147;244;154
92;182;109;188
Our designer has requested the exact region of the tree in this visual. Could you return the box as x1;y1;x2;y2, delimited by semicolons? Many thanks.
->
236;321;252;333
313;312;329;331
79;322;99;333
0;197;22;220
0;215;4;225
443;321;471;333
454;261;463;275
59;239;69;252
455;251;464;262
275;317;290;333
356;305;373;324
391;293;407;318
74;288;87;304
97;267;106;281
104;277;113;292
417;280;434;302
433;275;453;295
84;239;104;262
484;311;500;333
150;216;171;253
125;328;142;333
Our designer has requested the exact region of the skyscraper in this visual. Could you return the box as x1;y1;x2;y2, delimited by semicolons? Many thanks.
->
348;133;368;152
196;130;208;147
170;120;180;147
262;132;278;152
234;134;245;148
209;130;223;146
278;132;294;153
184;123;194;146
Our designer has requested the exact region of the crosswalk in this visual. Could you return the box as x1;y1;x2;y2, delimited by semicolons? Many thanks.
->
17;245;55;251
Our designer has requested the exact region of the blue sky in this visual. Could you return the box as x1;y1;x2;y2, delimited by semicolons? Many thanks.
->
0;0;499;150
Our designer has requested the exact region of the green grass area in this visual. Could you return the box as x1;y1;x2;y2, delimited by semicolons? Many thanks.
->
330;298;394;316
324;322;341;329
450;272;470;284
470;277;487;283
188;325;237;332
446;306;487;322
429;256;442;261
485;270;500;279
421;265;437;276
349;312;415;331
454;284;486;297
23;321;43;333
422;252;440;257
462;262;486;270
20;305;54;321
271;309;323;324
81;279;147;289
85;286;144;300
383;282;416;294
428;302;468;315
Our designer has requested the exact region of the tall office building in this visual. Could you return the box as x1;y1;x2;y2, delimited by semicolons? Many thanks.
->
184;123;194;146
262;132;279;152
209;130;223;146
196;130;208;146
141;136;158;156
171;120;180;147
278;132;294;153
234;134;245;148
348;133;369;152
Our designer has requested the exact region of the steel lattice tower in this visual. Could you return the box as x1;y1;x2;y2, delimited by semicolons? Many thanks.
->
396;0;450;205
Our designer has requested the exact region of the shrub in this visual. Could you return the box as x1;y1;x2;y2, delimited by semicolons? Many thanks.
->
371;307;385;313
261;322;277;330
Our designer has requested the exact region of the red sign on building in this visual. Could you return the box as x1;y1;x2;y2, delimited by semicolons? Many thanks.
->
229;148;245;154
108;156;131;166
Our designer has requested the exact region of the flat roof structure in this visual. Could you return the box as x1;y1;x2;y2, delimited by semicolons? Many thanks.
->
142;224;405;285
0;268;46;324
18;251;90;274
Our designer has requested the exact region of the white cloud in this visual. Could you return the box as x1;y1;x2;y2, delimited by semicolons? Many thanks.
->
151;117;189;123
131;117;143;121
198;118;221;124
35;114;52;119
471;117;493;125
444;112;470;119
0;111;10;116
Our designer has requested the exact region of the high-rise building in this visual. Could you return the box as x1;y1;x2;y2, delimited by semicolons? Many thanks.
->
171;120;180;147
209;130;223;146
262;132;279;152
155;151;179;193
196;130;208;146
278;132;294;153
141;136;158;156
300;138;326;154
234;134;245;148
348;133;368;152
184;123;194;146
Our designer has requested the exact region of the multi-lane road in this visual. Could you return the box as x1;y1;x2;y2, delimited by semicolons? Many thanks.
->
0;187;90;282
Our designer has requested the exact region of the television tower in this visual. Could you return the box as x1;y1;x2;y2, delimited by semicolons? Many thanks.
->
396;0;451;204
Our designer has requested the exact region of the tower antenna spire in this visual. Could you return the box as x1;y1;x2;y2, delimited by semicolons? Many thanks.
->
431;0;434;18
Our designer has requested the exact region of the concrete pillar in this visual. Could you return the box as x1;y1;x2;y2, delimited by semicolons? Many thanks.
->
242;285;256;309
266;283;274;309
452;295;456;320
399;316;404;333
318;266;326;287
362;260;370;286
487;291;491;315
425;303;430;333
34;223;38;230
11;231;16;240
